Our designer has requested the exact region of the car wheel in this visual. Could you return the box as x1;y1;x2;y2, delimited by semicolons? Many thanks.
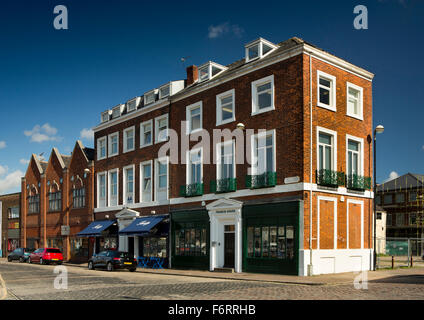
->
28;257;32;264
88;261;94;270
19;257;24;263
7;256;12;262
40;258;44;265
106;262;113;272
129;268;136;272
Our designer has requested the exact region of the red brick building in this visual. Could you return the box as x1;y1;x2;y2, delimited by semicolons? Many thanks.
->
20;141;95;262
89;37;374;275
0;192;21;257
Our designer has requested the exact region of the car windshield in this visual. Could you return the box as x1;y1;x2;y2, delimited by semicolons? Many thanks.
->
46;249;61;253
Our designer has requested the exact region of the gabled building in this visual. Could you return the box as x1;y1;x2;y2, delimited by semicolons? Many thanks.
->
0;192;21;257
89;37;374;275
21;141;95;261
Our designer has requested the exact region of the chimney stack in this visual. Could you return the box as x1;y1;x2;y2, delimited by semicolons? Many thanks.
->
186;65;198;86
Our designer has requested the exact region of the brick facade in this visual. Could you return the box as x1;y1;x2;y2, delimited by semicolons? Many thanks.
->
0;192;21;257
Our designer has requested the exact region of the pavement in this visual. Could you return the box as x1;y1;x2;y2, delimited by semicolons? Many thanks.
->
57;259;424;286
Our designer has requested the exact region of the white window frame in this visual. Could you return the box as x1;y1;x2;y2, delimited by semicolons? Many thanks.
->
155;157;169;201
97;171;107;208
123;164;135;205
158;83;170;99
186;101;203;134
197;62;227;83
251;75;275;116
155;114;169;143
140;119;153;148
346;134;364;177
186;147;203;185
108;132;119;157
123;126;135;153
108;168;119;207
111;105;123;119
316;126;337;171
245;38;278;63
101;111;110;123
216;89;236;126
126;98;139;113
216;140;236;180
97;136;107;160
250;130;276;175
317;70;337;112
144;90;157;105
346;82;363;120
140;160;153;203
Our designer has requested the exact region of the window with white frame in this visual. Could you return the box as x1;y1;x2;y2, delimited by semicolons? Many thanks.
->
112;105;122;119
127;99;138;112
108;132;119;157
140;161;152;202
140;120;153;147
156;158;168;201
123;165;134;205
197;62;226;82
155;114;168;143
317;71;336;111
187;149;202;184
159;84;170;99
108;169;119;207
317;129;336;171
217;140;235;179
186;102;202;134
251;75;274;115
216;89;235;125
101;111;109;123
252;131;275;175
97;172;107;208
97;137;107;160
144;91;156;105
123;127;135;153
347;137;362;177
245;38;277;62
346;82;363;120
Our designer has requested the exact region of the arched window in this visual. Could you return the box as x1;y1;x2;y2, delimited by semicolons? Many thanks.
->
48;181;62;212
72;176;85;209
28;185;40;214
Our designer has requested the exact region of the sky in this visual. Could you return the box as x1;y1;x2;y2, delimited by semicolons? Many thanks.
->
0;0;423;194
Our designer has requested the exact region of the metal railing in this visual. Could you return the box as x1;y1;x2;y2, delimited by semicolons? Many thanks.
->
245;171;277;189
316;169;345;188
179;183;204;197
346;174;372;191
210;178;237;193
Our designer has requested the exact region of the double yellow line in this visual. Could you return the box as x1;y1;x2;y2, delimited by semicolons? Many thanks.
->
0;273;7;300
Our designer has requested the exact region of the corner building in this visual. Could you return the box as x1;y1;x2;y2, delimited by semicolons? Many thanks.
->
92;37;374;275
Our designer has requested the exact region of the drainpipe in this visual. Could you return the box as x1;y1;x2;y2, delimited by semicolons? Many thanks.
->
308;52;314;276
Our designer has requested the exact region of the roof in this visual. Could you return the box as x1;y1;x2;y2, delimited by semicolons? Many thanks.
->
61;155;71;168
377;173;424;192
83;147;95;161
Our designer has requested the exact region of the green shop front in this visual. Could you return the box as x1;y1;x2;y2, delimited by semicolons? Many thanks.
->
170;198;302;275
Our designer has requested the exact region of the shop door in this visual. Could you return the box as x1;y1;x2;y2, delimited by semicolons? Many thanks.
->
224;232;235;268
128;237;134;256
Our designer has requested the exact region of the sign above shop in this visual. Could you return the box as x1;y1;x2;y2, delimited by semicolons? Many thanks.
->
61;225;70;236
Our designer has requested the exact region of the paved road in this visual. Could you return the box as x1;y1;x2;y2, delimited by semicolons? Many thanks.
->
1;260;424;300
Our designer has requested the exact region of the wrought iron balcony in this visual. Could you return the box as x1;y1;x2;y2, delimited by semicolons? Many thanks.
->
210;178;237;193
316;169;345;188
245;172;277;189
346;174;372;191
179;183;204;197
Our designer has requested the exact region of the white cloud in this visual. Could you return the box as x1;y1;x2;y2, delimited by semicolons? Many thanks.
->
383;171;399;183
0;141;6;149
19;158;30;165
24;123;61;143
0;165;23;194
80;128;94;141
208;22;244;39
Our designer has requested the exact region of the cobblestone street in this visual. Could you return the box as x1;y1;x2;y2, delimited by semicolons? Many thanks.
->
1;260;424;300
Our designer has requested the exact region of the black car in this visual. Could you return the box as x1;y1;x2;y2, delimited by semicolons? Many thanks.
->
7;248;33;263
88;250;137;272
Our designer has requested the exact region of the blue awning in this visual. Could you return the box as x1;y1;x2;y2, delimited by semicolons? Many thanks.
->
77;220;116;237
119;216;167;236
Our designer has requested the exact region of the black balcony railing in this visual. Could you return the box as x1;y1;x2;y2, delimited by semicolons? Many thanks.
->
346;174;372;191
245;172;277;189
316;169;345;188
179;183;204;197
210;178;237;193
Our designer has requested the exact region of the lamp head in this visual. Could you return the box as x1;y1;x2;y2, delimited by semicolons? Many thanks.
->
236;123;245;130
375;125;384;134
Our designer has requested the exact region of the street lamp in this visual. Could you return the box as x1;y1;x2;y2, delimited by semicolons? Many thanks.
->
373;124;384;271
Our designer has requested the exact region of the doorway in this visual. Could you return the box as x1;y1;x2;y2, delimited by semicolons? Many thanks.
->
128;237;134;256
224;225;235;268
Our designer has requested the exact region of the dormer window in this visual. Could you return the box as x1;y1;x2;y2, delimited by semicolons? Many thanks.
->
198;62;227;83
101;111;110;123
111;104;124;119
159;84;170;99
144;90;157;105
245;38;278;63
126;97;139;113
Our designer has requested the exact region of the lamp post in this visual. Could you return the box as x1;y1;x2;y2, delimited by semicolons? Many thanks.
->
373;124;384;271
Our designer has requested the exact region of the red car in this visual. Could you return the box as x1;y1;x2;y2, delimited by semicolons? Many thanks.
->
28;248;63;265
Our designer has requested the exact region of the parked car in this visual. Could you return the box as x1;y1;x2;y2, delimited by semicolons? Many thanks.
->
88;250;137;272
7;248;33;263
28;248;63;265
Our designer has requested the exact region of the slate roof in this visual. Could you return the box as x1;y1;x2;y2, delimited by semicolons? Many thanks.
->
83;147;95;161
377;173;424;192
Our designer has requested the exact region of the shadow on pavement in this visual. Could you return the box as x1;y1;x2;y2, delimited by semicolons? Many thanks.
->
370;274;424;285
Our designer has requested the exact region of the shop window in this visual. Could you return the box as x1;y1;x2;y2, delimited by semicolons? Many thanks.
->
142;237;167;258
247;225;294;260
8;206;19;219
70;238;89;258
175;227;207;256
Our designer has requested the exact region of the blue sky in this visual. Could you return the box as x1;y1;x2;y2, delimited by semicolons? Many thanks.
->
0;0;423;194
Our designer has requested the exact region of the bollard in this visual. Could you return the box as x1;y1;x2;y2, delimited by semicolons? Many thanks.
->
411;255;413;268
392;256;394;269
